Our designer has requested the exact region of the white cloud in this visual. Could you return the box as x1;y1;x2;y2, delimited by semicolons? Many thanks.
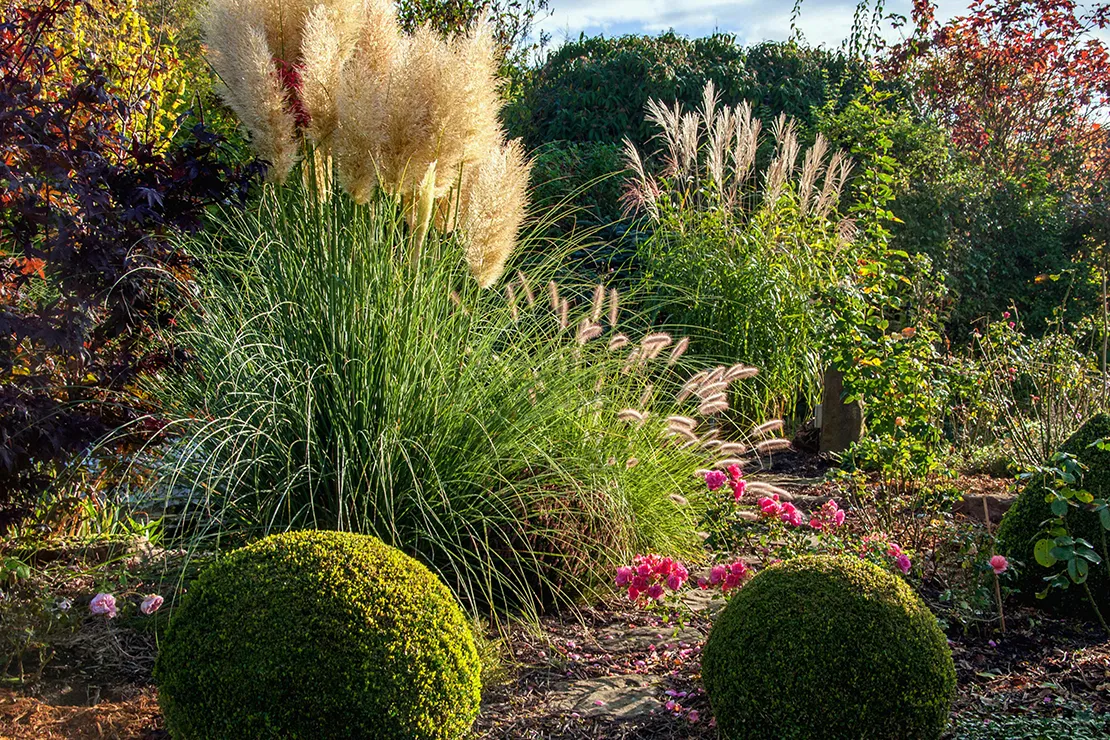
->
535;0;1105;51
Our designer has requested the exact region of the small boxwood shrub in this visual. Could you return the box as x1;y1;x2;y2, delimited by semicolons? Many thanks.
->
154;531;481;740
996;413;1110;617
702;555;956;740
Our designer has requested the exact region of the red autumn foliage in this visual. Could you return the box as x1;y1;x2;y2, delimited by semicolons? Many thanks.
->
890;0;1110;184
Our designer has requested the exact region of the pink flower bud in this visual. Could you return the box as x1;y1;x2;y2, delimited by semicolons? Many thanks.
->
615;566;633;586
140;594;164;615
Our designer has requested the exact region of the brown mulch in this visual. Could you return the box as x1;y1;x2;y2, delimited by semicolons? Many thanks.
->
0;688;164;740
2;601;1108;739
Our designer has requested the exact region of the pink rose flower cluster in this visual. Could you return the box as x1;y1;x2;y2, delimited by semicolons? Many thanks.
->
88;592;164;618
697;559;750;593
757;494;804;527
615;554;689;602
858;533;913;576
705;464;747;501
808;499;846;532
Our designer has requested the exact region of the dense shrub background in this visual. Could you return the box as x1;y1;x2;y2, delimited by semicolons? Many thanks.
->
509;37;868;148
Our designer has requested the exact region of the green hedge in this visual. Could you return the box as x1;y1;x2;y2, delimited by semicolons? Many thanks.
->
510;36;867;148
155;531;481;739
702;555;956;740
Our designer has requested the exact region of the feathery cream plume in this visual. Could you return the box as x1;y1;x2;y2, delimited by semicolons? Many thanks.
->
334;0;399;199
203;13;299;181
457;138;529;288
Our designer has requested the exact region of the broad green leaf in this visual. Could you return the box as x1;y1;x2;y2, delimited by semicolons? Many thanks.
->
1034;539;1058;567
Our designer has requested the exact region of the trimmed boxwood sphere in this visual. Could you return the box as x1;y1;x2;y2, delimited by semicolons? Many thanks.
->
154;531;481;740
996;413;1110;617
702;555;956;740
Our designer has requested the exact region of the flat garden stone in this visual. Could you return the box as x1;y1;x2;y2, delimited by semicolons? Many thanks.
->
545;675;660;719
595;625;706;652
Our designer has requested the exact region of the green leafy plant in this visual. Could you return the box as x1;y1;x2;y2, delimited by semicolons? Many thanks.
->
997;414;1110;623
154;530;482;739
1024;450;1110;635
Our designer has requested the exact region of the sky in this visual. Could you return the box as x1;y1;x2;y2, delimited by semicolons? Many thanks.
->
533;0;1101;51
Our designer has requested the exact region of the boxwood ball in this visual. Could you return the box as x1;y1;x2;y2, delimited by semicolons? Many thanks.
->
701;555;956;740
154;530;481;739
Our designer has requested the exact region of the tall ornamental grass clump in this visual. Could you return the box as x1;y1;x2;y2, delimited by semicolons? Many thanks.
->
624;82;856;421
140;0;789;615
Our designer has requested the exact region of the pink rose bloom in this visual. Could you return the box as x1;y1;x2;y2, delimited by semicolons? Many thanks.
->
705;470;727;491
834;509;846;526
615;566;634;586
729;561;747;577
888;543;903;558
726;464;742;482
731;479;747;501
709;564;727;584
1003;311;1010;319
632;575;649;591
990;555;1009;575
140;594;164;615
637;563;652;577
90;593;117;618
666;573;684;591
780;503;804;527
758;495;782;517
646;584;664;601
688;709;700;724
895;553;912;575
627;586;640;601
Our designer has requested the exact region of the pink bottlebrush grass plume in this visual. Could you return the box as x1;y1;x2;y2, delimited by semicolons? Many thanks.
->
698;399;728;416
695;381;727;399
577;320;602;345
558;297;569;330
617;408;646;423
725;363;758;380
590;284;605;323
755;438;792;454
516;271;535;305
667;426;699;443
751;419;785;438
746;481;793;498
698;429;719;444
607;287;620;327
713;458;746;469
666;415;697;429
717;442;748;455
639;384;655;406
548;280;560;312
608;333;630;350
667;337;689;365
